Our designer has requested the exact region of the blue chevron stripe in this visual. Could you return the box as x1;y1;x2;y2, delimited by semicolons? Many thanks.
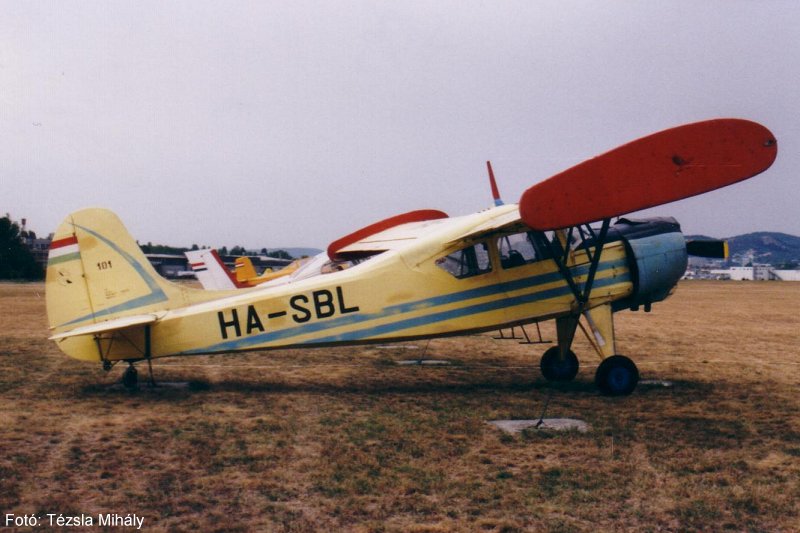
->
57;224;169;327
185;258;630;354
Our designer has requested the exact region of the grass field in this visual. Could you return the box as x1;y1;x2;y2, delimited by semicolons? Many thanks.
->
1;281;799;532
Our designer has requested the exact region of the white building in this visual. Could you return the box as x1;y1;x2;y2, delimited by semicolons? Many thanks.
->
774;270;800;281
706;265;800;281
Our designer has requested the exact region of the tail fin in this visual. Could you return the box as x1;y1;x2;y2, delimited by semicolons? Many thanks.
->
486;161;504;206
46;208;220;339
185;248;240;290
234;256;260;283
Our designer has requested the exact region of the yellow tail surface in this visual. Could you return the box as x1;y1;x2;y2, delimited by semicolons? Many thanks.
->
234;256;259;283
46;208;224;361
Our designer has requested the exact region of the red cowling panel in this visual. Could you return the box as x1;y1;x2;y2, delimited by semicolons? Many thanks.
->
327;209;449;260
519;118;778;231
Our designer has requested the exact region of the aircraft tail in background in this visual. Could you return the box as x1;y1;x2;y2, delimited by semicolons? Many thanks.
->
185;248;242;290
234;256;260;283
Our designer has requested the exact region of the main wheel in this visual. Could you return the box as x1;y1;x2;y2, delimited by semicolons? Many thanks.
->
595;355;639;396
540;346;579;382
122;364;138;390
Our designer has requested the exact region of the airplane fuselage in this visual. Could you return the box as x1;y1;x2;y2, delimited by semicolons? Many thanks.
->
55;205;649;363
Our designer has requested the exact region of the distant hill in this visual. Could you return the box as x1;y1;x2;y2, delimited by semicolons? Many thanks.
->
687;232;800;267
684;234;716;242
726;232;800;267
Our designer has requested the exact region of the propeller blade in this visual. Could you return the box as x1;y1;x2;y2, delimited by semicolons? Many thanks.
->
686;239;729;259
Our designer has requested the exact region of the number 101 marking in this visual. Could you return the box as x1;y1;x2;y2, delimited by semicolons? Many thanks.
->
97;261;113;270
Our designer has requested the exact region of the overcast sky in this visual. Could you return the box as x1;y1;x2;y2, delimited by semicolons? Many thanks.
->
3;1;799;249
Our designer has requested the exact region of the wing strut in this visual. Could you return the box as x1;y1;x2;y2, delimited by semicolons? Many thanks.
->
548;218;612;314
144;325;156;386
545;218;612;359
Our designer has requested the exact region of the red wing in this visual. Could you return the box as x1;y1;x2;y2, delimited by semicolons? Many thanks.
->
520;119;777;231
327;209;448;260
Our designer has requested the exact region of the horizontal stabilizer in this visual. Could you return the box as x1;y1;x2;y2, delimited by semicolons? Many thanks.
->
50;313;163;341
520;119;777;230
686;239;729;259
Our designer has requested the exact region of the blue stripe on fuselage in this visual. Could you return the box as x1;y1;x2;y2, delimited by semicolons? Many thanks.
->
184;257;629;354
310;274;624;344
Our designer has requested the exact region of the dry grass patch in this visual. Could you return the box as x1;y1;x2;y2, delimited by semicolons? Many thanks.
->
1;281;799;531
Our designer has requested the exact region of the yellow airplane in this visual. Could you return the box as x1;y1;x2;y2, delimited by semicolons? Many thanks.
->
234;256;313;286
185;249;313;289
46;119;777;395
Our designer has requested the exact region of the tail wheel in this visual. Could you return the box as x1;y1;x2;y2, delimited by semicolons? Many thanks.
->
540;346;579;382
595;355;639;396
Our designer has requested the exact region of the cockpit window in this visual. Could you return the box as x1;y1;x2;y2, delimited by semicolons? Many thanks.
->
497;231;551;269
436;242;492;279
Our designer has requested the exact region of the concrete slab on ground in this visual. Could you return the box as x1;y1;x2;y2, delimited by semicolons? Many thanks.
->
640;379;674;387
396;359;452;366
488;418;590;434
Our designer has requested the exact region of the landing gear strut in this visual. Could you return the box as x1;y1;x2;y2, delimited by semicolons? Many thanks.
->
539;315;581;383
122;363;138;390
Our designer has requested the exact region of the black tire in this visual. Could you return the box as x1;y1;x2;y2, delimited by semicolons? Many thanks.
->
595;355;639;396
540;346;579;382
122;365;138;390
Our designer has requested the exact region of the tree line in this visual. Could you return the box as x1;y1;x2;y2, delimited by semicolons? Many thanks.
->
139;242;292;259
0;216;42;280
0;215;294;281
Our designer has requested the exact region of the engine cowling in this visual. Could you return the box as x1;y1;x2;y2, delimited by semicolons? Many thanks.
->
609;217;688;311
